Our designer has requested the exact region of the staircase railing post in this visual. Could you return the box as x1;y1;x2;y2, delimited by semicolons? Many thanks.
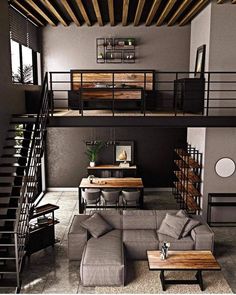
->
14;232;20;291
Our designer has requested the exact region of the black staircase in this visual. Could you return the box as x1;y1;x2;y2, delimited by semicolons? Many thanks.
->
0;73;49;292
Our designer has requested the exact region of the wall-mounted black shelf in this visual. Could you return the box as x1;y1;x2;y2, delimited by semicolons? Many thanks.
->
96;38;136;64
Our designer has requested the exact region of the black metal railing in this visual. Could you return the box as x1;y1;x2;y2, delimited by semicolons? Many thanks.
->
48;70;236;117
14;72;49;289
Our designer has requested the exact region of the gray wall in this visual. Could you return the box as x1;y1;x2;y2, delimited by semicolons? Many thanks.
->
46;127;186;188
190;2;236;116
43;24;190;71
202;128;236;219
0;0;39;154
189;3;211;73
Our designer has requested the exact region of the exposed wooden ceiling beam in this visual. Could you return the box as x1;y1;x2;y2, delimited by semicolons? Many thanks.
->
61;0;80;26
107;0;115;26
168;0;192;26
156;0;177;26
179;0;209;26
232;0;236;3
42;0;68;26
11;0;45;26
25;0;57;26
217;0;224;3
75;0;91;26
122;0;129;26
134;0;145;26
145;0;161;26
92;0;103;26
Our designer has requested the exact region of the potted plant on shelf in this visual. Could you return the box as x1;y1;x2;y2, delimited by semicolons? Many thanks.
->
127;38;134;46
85;141;105;167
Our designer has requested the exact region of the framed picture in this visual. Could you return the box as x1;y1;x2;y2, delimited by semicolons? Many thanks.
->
114;141;134;165
194;44;206;78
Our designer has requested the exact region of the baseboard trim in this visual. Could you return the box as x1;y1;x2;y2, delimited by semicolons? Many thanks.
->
47;187;172;192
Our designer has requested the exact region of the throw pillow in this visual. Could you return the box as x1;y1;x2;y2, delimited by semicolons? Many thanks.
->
176;210;201;238
157;213;189;240
80;213;113;238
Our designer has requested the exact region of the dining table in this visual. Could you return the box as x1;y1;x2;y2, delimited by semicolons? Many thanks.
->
78;177;144;213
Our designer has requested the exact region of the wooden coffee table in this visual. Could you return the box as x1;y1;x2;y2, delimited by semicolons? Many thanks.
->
147;250;221;291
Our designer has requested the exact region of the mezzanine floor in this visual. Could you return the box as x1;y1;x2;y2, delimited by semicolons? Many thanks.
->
53;109;204;117
2;191;236;294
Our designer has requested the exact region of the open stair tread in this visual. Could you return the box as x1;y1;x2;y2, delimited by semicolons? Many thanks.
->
0;278;17;288
0;264;17;273
0;226;15;233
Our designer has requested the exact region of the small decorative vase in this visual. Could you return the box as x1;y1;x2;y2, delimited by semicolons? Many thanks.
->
160;242;170;260
90;161;95;167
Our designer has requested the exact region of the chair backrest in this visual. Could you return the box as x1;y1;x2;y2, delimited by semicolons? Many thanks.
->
83;189;100;203
102;190;120;203
122;190;140;202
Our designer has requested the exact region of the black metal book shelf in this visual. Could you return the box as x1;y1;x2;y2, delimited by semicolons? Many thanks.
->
173;143;202;214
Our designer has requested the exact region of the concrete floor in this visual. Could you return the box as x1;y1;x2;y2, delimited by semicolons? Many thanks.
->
6;191;236;293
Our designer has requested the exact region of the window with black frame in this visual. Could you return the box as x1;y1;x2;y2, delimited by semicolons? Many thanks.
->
9;6;41;85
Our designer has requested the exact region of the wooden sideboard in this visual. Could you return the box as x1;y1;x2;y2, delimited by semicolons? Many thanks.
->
87;164;137;177
69;70;155;111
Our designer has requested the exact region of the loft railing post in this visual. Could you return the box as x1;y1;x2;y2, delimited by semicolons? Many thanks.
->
143;72;146;116
49;72;53;117
112;72;115;116
206;72;211;116
174;72;178;116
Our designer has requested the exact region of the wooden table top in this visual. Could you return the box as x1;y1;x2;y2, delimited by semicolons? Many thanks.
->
147;251;221;271
79;177;143;188
87;164;137;170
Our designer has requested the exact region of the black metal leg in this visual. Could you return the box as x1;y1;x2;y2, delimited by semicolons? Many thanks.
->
160;270;166;291
79;188;84;214
196;270;204;291
140;188;144;209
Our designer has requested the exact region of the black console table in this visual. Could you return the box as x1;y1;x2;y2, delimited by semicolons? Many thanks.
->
207;193;236;226
26;203;59;256
174;78;205;113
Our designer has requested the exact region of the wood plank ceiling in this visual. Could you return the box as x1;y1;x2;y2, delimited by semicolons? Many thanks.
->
9;0;235;27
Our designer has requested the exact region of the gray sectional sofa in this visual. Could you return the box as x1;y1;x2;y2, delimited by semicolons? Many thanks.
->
68;210;214;287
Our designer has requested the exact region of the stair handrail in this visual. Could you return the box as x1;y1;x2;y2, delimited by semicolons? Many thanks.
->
13;72;49;288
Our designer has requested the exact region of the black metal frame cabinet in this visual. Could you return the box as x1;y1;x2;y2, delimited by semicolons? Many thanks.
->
174;78;205;113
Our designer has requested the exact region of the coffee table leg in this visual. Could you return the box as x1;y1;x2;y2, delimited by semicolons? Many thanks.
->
160;270;166;291
196;270;204;291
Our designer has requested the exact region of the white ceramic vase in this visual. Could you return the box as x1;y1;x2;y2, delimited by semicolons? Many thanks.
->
90;161;95;167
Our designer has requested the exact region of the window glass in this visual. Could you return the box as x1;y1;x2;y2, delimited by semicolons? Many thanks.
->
11;40;21;83
22;45;33;84
37;52;42;85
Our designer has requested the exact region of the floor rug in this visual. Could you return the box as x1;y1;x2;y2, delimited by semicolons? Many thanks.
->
95;261;232;294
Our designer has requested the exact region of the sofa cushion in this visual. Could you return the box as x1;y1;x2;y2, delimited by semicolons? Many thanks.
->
157;233;195;250
82;230;123;265
155;210;179;229
123;229;158;242
80;212;112;238
80;229;125;286
176;210;201;237
157;213;189;239
123;229;158;260
91;210;122;229
123;210;156;230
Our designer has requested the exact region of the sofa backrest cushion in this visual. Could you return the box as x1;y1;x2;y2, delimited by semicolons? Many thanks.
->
123;210;156;230
155;210;179;229
91;210;122;229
